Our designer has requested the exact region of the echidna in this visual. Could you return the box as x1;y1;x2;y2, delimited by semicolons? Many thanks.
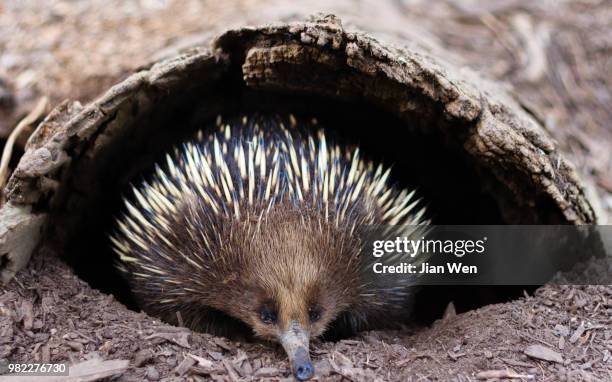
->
111;114;426;380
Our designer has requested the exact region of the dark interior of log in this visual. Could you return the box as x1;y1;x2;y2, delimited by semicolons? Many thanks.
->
45;68;544;338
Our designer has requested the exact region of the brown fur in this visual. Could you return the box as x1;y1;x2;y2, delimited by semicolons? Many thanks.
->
113;115;425;346
129;198;372;339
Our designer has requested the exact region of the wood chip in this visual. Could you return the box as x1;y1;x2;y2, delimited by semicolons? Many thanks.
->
569;322;586;344
222;358;240;382
524;344;564;364
559;336;566;350
146;332;190;348
476;369;534;379
447;351;466;361
340;339;361;346
233;349;248;365
188;353;215;369
241;358;253;376
20;300;34;330
175;355;196;376
212;337;232;352
254;367;281;377
66;341;83;352
187;354;224;376
41;345;50;363
132;348;154;367
332;351;353;369
233;350;250;377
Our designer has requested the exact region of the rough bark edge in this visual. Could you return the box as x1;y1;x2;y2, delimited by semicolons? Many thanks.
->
213;14;595;225
0;49;221;282
0;14;597;282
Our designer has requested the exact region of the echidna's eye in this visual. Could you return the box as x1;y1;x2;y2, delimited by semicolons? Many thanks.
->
260;305;277;325
308;306;321;322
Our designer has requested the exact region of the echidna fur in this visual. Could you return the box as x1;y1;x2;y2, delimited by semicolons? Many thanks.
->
111;113;427;339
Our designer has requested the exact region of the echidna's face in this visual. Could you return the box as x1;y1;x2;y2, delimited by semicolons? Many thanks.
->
243;286;336;381
236;280;348;381
218;210;360;381
246;286;335;341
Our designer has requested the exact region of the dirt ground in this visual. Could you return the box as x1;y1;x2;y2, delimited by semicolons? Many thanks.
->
1;1;611;381
2;254;610;381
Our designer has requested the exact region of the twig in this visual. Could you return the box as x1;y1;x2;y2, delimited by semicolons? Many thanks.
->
0;97;49;201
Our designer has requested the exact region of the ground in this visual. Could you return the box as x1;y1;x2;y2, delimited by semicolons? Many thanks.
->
2;254;610;381
0;1;611;381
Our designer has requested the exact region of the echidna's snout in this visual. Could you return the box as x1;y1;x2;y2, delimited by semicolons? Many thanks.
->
280;321;314;380
292;348;314;381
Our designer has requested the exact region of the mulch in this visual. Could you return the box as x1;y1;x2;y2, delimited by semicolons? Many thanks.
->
1;254;610;381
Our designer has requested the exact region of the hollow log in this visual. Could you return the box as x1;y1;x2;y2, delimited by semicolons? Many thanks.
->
0;14;598;283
